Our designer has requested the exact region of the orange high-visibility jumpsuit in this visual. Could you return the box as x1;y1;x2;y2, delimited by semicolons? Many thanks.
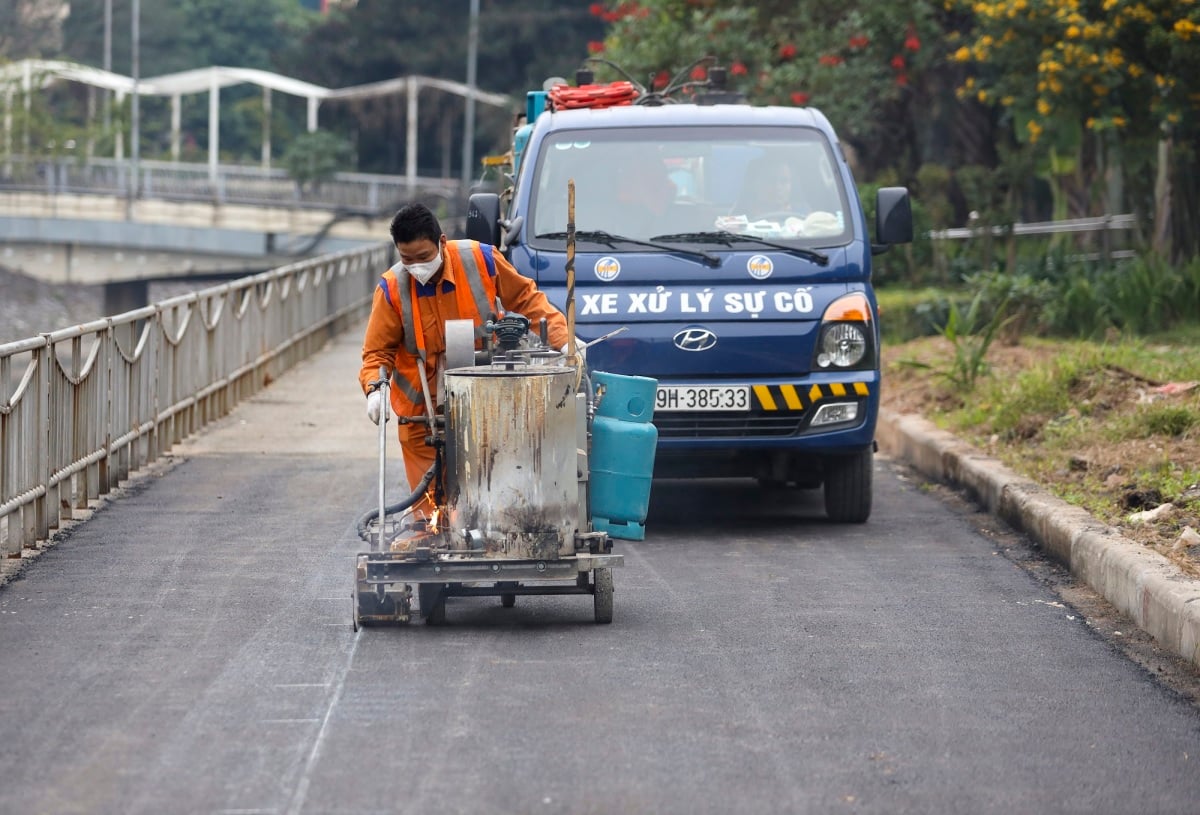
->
359;239;569;517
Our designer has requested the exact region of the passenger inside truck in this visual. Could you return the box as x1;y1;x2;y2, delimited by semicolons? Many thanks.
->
733;155;807;220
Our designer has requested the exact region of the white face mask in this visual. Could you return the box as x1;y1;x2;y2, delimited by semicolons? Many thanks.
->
405;252;443;285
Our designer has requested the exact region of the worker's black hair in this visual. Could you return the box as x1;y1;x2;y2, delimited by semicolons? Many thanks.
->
390;203;443;245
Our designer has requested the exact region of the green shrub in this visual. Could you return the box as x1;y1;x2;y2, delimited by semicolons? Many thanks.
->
1141;406;1198;438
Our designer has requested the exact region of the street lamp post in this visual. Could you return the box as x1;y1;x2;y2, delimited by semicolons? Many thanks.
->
127;0;140;217
461;0;479;188
103;0;112;130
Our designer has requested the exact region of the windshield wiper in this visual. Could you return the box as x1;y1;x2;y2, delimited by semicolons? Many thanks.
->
536;230;720;268
649;231;830;267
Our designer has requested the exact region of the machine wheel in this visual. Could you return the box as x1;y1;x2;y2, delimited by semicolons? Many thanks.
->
593;568;613;624
823;447;873;523
418;583;446;625
498;581;518;608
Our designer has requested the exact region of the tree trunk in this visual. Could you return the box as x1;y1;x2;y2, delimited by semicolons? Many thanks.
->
1152;132;1172;258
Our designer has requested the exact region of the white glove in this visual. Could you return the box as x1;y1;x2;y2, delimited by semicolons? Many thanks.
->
366;389;383;424
560;338;587;361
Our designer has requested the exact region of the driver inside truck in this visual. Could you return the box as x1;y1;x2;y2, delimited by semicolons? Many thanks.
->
359;203;571;545
608;153;680;238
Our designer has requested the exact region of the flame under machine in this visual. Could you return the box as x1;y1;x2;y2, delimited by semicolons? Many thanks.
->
353;315;632;628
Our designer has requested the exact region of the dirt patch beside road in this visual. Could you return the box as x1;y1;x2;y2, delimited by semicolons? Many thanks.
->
881;336;1200;575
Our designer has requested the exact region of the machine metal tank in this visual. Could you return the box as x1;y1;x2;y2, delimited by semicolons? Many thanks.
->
443;363;579;559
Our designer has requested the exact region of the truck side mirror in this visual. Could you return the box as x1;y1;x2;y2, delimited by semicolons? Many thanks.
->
467;193;502;246
873;187;913;253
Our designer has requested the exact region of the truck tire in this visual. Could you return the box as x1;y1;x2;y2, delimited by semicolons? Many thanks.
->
823;448;873;523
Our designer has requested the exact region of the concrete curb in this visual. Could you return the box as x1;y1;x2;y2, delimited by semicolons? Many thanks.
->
877;408;1200;669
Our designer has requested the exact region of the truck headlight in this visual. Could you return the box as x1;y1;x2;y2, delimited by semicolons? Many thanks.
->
814;293;875;370
818;323;867;368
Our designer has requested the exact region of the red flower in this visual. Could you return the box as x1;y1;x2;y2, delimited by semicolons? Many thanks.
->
588;3;605;17
890;55;906;71
690;65;707;80
791;91;810;105
904;23;920;52
730;61;747;76
848;35;869;49
587;41;605;54
818;54;844;67
653;70;670;89
779;43;797;60
895;73;909;87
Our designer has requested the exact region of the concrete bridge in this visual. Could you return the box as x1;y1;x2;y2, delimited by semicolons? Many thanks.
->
0;189;389;312
0;159;475;313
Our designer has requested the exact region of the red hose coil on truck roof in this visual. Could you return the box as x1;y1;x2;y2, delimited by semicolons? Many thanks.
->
548;81;640;110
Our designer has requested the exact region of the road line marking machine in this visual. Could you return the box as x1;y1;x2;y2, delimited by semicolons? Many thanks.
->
353;222;657;628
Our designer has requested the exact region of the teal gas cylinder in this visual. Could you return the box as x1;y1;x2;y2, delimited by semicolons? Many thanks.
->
590;371;658;541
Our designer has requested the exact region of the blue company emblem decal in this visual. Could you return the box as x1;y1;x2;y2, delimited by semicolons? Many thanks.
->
594;256;621;282
747;254;773;280
673;326;718;352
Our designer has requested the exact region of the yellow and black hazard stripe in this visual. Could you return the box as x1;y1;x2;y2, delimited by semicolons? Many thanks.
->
751;382;870;412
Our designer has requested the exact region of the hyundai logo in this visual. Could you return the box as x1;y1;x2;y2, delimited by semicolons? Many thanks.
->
673;327;718;351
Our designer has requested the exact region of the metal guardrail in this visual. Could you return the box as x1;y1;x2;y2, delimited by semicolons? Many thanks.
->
0;155;469;215
929;213;1137;241
928;214;1140;264
0;241;392;557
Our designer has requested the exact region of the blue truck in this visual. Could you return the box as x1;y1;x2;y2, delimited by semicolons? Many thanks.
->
467;66;913;522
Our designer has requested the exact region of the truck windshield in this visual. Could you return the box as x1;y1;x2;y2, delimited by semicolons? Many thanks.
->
529;126;851;246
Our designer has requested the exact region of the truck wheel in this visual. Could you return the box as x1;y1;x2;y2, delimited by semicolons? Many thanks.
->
823;448;873;523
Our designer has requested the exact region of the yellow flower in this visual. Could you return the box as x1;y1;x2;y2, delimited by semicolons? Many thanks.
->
1129;4;1155;23
1066;24;1081;38
1113;115;1127;128
1002;95;1015;106
954;46;972;62
1037;97;1052;114
1027;119;1043;143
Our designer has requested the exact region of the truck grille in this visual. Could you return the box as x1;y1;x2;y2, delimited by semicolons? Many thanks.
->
653;412;805;439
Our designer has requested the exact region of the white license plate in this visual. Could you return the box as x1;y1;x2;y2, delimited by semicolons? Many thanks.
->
655;385;751;412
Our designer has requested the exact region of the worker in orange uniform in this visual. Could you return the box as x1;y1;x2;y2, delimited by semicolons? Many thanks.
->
359;202;570;527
